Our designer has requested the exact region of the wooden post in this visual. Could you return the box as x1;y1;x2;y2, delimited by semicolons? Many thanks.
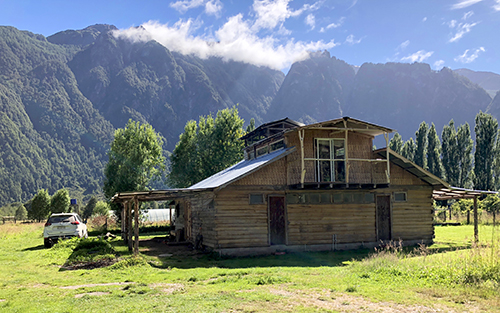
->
343;119;349;184
121;202;126;241
134;196;140;256
384;133;390;184
299;129;305;187
128;201;133;251
474;195;478;243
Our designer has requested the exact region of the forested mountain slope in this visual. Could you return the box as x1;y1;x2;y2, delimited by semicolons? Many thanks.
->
269;52;493;143
1;24;498;206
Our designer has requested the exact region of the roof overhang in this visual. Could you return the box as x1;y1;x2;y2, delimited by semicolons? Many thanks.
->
433;187;498;200
294;116;395;138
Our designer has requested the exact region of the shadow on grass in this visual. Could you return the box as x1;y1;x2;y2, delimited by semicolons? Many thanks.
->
22;244;45;251
149;248;374;270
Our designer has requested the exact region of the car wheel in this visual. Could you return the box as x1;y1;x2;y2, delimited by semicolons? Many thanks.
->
44;238;53;248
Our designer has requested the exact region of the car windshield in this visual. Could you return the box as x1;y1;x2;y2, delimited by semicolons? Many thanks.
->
47;215;76;224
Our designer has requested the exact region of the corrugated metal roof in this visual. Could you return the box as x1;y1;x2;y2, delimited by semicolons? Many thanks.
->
188;147;296;190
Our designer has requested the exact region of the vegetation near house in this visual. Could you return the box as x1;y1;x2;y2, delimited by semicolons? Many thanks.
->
474;111;498;191
50;188;70;214
29;189;51;222
103;119;165;201
168;107;245;188
14;204;27;221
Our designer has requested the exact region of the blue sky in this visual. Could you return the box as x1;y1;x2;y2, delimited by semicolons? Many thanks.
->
1;0;499;74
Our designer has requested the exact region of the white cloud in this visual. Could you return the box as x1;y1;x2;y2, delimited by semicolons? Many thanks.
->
397;40;410;51
454;47;485;63
345;34;362;45
320;17;346;33
401;50;434;62
170;0;205;13
251;0;322;31
494;0;500;10
449;22;478;42
305;14;315;30
462;10;474;19
433;60;445;69
451;0;483;10
170;0;222;16
422;17;427;22
113;19;338;70
205;0;222;16
448;19;457;28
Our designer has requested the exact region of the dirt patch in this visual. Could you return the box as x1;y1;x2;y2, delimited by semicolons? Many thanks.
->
61;282;134;290
149;283;184;294
61;258;117;270
268;288;469;313
74;292;110;298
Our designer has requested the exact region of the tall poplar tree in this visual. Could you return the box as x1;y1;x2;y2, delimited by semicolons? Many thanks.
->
401;138;416;161
474;112;498;191
389;132;403;154
441;120;459;186
457;123;473;188
414;122;429;169
427;123;442;178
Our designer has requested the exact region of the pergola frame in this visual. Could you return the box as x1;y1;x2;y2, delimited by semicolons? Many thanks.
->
433;187;498;242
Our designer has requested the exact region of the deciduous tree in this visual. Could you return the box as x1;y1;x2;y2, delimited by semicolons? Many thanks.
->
29;189;51;222
414;122;428;169
474;112;498;191
168;107;245;188
50;188;70;214
457;123;473;188
401;138;416;161
441;120;459;185
103;120;166;199
427;123;442;178
389;132;403;154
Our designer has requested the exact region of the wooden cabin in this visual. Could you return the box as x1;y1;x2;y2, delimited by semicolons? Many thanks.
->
114;117;450;256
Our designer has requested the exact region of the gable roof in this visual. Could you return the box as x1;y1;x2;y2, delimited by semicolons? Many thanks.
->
296;116;394;137
374;148;448;187
188;147;296;190
241;117;304;141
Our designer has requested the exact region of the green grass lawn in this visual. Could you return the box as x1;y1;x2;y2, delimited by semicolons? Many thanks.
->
0;223;499;312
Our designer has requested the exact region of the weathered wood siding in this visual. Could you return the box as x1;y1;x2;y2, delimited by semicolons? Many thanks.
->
391;187;434;241
185;193;217;248
213;187;283;249
287;192;377;245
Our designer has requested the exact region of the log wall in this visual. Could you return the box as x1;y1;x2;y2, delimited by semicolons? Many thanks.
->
213;187;283;249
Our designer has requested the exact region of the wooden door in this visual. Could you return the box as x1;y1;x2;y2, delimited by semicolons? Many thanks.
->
376;195;391;241
269;196;286;245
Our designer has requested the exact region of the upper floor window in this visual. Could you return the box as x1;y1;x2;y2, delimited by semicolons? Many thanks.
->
315;138;345;182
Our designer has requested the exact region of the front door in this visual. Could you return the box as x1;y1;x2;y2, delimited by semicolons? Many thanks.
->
269;196;286;245
376;195;391;241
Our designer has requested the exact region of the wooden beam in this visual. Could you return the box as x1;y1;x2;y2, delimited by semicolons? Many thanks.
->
474;195;478;243
127;201;133;252
343;119;349;184
121;202;127;241
134;196;139;255
384;133;390;184
299;129;305;188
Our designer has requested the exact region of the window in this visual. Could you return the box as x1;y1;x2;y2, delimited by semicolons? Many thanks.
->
315;139;345;182
394;192;407;202
249;194;264;204
256;145;269;157
270;139;284;152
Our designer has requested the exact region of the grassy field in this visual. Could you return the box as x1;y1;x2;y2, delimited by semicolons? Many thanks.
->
0;223;499;312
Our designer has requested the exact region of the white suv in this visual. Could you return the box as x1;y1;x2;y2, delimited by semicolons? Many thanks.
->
43;213;88;248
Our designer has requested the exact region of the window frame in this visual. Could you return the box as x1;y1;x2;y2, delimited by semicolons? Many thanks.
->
315;138;346;182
